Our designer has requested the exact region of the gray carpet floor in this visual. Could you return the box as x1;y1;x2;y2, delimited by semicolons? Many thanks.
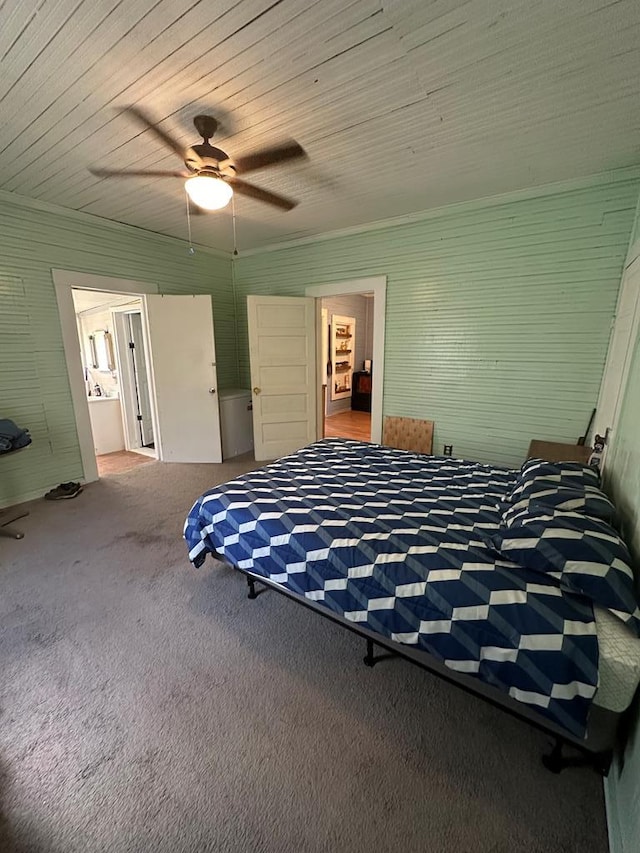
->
0;457;609;852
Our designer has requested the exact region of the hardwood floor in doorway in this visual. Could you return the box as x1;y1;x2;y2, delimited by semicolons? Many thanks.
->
97;451;155;477
324;410;371;442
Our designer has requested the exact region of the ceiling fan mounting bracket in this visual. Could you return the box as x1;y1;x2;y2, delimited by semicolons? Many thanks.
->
193;114;219;141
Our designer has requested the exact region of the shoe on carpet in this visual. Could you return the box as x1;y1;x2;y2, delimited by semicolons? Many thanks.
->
44;482;83;501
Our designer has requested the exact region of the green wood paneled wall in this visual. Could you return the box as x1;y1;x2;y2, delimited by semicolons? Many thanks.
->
234;179;639;469
604;236;640;853
0;197;234;505
2;176;638;506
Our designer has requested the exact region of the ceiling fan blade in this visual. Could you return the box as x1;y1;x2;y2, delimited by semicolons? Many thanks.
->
222;141;306;175
230;177;298;211
121;106;203;169
90;167;189;178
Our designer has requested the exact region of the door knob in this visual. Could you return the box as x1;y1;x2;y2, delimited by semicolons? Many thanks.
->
209;388;216;394
253;387;261;394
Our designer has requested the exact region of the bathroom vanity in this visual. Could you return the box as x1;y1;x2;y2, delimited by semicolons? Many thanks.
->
87;396;125;455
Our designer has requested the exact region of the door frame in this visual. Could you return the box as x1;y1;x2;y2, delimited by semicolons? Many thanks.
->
53;269;158;483
306;276;386;444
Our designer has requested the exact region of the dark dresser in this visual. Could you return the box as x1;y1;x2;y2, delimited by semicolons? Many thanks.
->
351;371;372;412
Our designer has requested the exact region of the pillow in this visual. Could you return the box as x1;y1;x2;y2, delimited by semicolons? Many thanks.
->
503;479;617;525
491;509;640;636
519;458;600;488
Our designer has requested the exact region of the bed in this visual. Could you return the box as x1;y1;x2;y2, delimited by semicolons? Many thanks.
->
184;438;640;773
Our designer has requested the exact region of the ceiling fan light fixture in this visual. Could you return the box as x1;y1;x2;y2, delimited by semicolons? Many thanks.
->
185;174;233;210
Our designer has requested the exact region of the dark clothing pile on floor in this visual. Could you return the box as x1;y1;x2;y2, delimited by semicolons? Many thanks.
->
0;419;31;454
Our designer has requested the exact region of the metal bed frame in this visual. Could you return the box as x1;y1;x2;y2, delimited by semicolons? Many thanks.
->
237;564;618;776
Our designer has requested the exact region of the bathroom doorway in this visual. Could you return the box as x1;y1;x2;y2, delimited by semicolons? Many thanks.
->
57;269;224;480
72;288;157;477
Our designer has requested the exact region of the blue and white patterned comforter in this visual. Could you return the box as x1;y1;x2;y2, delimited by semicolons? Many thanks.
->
184;439;599;737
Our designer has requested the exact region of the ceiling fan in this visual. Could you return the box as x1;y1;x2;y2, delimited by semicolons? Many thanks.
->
89;107;307;212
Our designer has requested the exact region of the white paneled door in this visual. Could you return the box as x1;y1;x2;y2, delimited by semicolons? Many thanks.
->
145;295;222;463
247;295;317;461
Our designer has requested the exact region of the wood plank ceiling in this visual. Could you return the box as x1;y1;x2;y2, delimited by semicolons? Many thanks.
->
0;0;639;252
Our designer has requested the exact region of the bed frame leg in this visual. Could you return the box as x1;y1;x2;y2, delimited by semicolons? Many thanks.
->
542;738;612;776
363;638;376;667
246;575;258;600
542;738;565;773
596;751;613;777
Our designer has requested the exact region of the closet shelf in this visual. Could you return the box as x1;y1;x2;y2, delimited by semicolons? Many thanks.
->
331;314;356;402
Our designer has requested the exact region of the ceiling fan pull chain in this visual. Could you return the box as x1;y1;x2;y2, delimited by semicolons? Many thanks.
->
232;194;238;256
185;189;195;256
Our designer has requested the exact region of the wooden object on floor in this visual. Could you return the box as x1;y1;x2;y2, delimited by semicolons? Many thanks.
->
527;440;592;464
382;416;434;455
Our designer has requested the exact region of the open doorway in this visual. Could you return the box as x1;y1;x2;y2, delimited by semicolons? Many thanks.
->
320;294;373;442
56;271;224;478
72;288;157;477
246;281;384;460
307;277;386;446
